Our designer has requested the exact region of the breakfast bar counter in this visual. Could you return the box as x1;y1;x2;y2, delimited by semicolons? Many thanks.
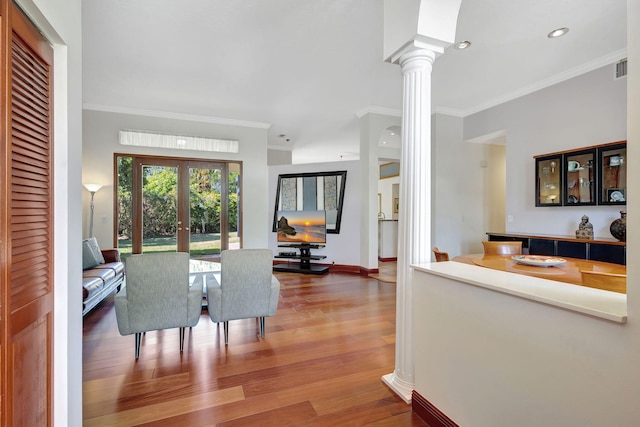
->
453;254;626;286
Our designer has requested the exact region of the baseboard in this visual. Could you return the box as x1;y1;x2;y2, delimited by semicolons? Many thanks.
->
359;266;379;276
330;264;362;274
412;391;459;427
378;257;397;262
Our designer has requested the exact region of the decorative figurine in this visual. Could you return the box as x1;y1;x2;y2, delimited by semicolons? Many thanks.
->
575;215;594;239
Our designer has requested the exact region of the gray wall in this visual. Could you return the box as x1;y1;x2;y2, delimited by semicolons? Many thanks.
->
82;109;270;249
464;64;627;238
432;113;489;257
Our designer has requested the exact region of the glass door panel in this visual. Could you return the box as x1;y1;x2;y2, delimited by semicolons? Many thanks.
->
228;163;241;249
115;155;242;257
599;143;627;205
116;156;133;259
189;166;223;258
564;149;595;205
535;155;562;206
141;164;178;253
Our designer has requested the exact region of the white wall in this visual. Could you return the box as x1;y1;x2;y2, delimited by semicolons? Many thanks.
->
432;113;487;257
464;64;627;238
269;161;361;267
82;109;270;249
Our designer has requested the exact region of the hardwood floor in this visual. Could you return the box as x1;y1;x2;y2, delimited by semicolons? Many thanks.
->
368;260;397;283
82;266;427;426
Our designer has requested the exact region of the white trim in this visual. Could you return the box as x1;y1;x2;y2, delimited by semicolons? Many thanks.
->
356;105;402;118
267;144;294;151
433;106;465;117
83;104;272;129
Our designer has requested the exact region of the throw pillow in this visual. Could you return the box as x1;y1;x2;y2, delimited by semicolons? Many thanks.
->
82;240;100;270
84;237;105;264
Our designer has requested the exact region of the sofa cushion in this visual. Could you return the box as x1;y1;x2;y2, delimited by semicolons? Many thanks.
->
83;237;105;265
82;241;101;270
83;267;116;283
94;262;125;276
83;276;104;301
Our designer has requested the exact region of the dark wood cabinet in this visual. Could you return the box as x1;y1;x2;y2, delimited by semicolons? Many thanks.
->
487;232;626;265
534;141;626;207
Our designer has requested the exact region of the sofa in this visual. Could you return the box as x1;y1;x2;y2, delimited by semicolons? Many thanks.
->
82;237;125;316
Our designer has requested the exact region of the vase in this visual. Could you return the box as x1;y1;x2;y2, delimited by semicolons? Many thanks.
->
610;210;627;241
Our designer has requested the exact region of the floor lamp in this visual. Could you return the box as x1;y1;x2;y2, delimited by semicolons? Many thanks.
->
83;183;102;237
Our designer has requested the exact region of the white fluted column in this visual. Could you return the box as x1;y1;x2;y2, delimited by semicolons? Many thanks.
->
382;48;437;403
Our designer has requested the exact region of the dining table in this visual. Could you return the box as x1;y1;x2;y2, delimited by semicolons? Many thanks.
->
451;253;626;286
189;259;221;308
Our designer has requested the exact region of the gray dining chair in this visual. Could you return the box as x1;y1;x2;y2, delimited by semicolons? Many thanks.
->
115;252;203;358
206;249;280;344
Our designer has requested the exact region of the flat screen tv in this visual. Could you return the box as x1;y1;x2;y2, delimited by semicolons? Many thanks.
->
276;210;326;244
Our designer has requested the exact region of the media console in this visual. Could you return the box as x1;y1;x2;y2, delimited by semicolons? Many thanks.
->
273;244;329;275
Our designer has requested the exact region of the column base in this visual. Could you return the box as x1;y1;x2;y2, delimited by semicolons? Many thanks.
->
382;372;413;403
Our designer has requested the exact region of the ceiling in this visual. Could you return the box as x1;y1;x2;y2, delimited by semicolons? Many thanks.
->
82;0;627;164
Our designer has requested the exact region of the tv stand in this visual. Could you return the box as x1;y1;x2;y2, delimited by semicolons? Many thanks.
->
273;244;329;275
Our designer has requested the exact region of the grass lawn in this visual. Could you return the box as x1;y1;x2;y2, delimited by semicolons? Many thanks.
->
118;233;240;259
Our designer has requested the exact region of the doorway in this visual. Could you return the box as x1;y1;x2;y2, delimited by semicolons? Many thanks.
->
115;154;242;259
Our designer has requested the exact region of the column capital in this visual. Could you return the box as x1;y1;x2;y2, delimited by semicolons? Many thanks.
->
389;39;444;65
398;48;437;74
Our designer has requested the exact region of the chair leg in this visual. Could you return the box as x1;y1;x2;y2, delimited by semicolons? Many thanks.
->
223;321;229;345
179;327;185;352
135;332;142;359
259;317;266;339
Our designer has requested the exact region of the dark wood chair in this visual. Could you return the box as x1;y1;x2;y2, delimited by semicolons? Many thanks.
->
580;270;627;294
482;241;522;255
432;247;450;262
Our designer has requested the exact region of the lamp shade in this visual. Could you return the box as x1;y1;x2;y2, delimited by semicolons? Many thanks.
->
83;183;102;193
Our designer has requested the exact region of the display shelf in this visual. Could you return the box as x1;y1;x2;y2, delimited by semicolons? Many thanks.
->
534;140;626;207
273;244;329;275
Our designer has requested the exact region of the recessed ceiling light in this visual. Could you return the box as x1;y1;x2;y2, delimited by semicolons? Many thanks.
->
547;27;569;38
454;40;472;50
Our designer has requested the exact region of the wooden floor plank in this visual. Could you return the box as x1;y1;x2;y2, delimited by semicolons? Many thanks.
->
83;264;428;426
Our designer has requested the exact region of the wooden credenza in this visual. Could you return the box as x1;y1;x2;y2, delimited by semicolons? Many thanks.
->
487;232;626;265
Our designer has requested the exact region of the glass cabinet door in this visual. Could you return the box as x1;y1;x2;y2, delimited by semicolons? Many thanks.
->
535;155;562;206
599;143;627;205
564;149;595;205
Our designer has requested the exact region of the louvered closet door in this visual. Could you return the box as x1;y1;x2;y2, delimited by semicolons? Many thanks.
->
1;2;54;425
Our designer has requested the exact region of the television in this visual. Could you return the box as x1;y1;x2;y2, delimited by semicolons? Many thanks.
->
276;210;326;244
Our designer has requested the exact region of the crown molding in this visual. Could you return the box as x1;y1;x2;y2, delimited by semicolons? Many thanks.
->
356;106;402;118
83;104;272;129
267;144;294;151
432;106;465;117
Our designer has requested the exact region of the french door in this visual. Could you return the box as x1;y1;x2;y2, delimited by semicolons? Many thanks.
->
116;155;241;258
